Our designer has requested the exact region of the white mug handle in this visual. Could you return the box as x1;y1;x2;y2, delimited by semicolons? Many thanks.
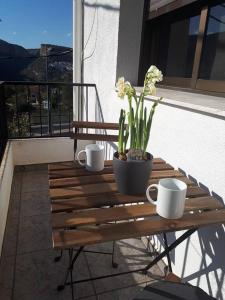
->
146;184;158;205
76;150;86;166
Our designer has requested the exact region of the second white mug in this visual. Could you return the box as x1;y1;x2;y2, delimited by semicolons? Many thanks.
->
146;178;187;219
77;144;104;172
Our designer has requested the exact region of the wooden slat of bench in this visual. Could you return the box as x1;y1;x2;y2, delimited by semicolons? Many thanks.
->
52;209;225;248
50;177;196;213
49;163;174;185
71;133;118;142
49;180;208;200
72;121;120;130
51;196;224;229
48;158;166;171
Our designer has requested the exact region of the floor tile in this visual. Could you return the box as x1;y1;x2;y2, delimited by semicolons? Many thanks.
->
21;170;48;193
20;190;50;217
10;173;22;196
0;255;15;290
0;285;12;300
23;164;48;172
17;214;52;254
85;239;155;294
14;249;94;300
1;217;19;258
96;283;146;300
85;242;113;254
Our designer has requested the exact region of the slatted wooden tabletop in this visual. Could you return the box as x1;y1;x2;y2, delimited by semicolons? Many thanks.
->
48;158;225;250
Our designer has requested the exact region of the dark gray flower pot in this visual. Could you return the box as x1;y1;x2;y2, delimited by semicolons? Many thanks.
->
113;151;153;195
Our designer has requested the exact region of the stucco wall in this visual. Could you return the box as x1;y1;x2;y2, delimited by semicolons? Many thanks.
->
82;1;225;299
83;0;120;126
0;142;14;256
147;98;225;299
12;137;90;165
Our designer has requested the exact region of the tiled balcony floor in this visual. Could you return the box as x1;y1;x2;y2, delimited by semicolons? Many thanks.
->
0;165;164;300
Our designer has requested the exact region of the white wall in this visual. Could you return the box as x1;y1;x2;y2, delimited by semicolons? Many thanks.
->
82;1;225;298
83;0;121;126
146;98;225;299
0;142;14;256
12;137;91;165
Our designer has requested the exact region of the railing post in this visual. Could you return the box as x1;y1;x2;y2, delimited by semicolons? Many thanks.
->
48;84;52;136
0;84;8;161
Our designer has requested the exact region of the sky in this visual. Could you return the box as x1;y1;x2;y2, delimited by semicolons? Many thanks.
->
0;0;72;49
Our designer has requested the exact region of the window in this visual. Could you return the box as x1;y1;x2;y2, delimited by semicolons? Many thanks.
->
151;13;200;78
199;3;225;80
139;0;225;94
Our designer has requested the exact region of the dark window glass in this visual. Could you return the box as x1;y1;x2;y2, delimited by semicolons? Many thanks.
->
147;12;200;78
199;3;225;80
165;15;200;77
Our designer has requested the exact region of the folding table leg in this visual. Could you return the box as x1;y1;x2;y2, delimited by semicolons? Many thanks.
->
54;249;63;262
163;233;173;274
69;249;75;300
142;228;197;274
57;246;84;296
111;241;118;268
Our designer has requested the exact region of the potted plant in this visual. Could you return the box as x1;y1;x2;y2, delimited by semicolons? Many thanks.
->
113;65;163;195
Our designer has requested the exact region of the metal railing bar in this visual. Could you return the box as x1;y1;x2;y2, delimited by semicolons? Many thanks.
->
2;81;96;87
14;85;21;137
38;85;43;136
27;85;32;137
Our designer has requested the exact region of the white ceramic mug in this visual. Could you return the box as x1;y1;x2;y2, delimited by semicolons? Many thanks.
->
146;178;187;219
77;144;104;171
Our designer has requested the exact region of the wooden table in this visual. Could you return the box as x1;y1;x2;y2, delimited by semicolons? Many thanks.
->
48;158;225;299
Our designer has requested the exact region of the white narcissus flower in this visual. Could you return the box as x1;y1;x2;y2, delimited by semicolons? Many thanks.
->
116;77;133;99
144;83;156;96
146;65;163;83
116;77;126;98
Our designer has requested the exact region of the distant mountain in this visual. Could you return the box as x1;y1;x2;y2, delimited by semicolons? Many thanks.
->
0;39;72;81
0;39;29;57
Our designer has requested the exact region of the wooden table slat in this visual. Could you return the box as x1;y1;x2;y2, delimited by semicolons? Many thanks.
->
48;162;173;179
50;181;200;213
52;196;224;229
49;181;208;200
49;166;187;189
48;158;166;171
48;160;112;171
52;209;225;249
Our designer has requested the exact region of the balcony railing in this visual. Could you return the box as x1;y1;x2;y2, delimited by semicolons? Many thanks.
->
0;81;98;141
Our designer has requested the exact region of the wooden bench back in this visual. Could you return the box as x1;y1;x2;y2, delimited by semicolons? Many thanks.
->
71;121;120;142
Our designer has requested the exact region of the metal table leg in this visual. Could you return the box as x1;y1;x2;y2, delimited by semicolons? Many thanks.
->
60;228;197;290
163;233;173;274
